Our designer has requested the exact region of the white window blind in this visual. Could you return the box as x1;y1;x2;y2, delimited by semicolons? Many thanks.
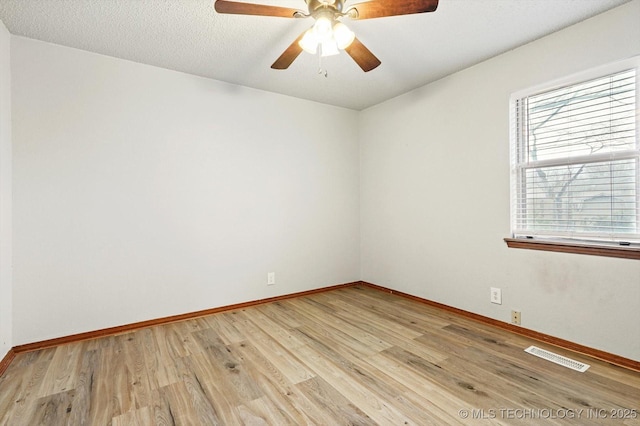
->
511;61;640;244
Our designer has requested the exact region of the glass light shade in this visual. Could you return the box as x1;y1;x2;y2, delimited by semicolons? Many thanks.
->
320;39;339;57
333;22;355;49
313;16;333;42
298;29;318;54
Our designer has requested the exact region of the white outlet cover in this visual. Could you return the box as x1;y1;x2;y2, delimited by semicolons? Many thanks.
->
490;287;502;304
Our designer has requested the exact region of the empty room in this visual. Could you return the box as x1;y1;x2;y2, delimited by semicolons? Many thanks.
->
0;0;639;424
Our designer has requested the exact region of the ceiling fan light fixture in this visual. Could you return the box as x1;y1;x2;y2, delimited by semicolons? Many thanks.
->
313;15;333;42
299;29;318;54
320;39;339;57
332;22;355;49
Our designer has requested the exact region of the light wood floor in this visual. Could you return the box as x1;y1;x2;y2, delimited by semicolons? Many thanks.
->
1;285;639;425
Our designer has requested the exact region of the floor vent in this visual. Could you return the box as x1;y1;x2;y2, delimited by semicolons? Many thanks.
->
524;346;590;372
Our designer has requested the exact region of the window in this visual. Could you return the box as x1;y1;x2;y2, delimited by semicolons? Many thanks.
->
510;58;640;251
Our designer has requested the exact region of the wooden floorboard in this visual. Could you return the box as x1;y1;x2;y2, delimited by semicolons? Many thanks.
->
1;285;638;425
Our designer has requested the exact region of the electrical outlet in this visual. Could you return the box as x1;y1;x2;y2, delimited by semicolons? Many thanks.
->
490;287;502;304
511;310;521;325
267;272;275;286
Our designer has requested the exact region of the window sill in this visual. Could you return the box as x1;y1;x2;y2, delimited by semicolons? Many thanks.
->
504;238;640;260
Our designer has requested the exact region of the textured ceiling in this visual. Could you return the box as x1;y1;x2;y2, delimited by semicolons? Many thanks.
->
0;0;632;110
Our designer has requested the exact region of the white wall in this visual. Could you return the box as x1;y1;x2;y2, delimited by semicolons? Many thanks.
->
12;37;360;344
0;19;12;358
360;0;640;361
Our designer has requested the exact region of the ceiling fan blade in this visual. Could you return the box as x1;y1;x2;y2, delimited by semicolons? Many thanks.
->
345;37;381;72
347;0;439;20
214;0;301;18
271;32;305;70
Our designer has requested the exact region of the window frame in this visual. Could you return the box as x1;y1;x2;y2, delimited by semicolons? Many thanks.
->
507;57;640;258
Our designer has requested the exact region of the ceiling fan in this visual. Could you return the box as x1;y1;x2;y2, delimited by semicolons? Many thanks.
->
214;0;439;72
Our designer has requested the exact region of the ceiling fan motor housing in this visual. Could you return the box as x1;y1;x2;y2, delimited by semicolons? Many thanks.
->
307;0;344;15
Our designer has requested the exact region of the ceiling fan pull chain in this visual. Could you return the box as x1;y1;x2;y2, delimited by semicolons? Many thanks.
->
317;50;328;78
